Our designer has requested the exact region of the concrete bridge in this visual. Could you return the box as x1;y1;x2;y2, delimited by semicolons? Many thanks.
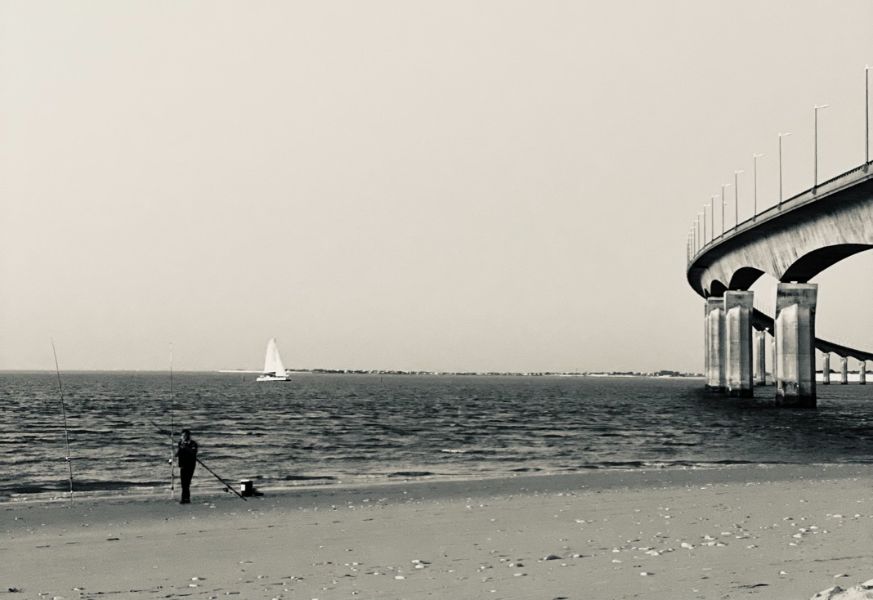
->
686;162;873;406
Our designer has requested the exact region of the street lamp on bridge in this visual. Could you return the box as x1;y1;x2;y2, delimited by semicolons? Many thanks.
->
866;65;870;170
709;197;716;244
694;213;700;253
778;132;792;207
704;203;708;245
733;170;743;230
752;153;764;219
720;184;730;236
814;104;829;190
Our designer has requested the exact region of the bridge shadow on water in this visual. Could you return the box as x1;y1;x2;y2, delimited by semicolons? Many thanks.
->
683;384;873;465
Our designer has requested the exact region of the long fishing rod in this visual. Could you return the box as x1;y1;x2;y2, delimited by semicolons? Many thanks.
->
168;345;175;496
50;339;74;505
195;457;247;501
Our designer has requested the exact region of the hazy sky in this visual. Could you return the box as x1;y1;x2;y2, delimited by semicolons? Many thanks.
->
3;1;873;373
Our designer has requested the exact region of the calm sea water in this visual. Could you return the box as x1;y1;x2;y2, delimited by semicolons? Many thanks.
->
3;372;873;502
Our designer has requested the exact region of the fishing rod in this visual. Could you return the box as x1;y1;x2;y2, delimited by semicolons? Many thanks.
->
50;339;74;505
195;457;247;501
149;420;246;502
168;345;175;496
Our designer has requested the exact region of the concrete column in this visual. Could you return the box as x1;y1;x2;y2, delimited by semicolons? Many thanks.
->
861;361;867;385
725;291;754;397
703;301;710;385
822;352;830;385
774;283;817;407
705;297;726;392
840;356;848;384
754;329;767;386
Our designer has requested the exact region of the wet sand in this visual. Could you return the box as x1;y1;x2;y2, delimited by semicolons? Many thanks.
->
3;464;873;599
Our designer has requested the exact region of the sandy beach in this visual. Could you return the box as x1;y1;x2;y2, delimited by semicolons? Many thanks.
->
4;464;873;600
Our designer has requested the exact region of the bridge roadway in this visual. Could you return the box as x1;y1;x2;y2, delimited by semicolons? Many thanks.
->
686;161;873;406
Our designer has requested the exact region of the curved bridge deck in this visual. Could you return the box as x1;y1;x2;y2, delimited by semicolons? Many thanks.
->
687;160;873;403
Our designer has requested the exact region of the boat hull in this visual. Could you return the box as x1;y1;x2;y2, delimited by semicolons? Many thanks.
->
256;375;292;382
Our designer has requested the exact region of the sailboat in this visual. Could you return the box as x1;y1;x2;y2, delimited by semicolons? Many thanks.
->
256;338;292;382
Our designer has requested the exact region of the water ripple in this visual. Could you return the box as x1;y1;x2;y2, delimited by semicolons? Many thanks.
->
3;372;873;499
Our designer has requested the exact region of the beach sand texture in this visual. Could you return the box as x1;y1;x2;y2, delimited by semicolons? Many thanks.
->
4;465;873;600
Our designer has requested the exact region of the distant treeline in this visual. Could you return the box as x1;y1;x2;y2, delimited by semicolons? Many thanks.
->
289;368;703;378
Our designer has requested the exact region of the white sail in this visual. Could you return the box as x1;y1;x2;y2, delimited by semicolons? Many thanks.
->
263;338;286;376
256;338;292;381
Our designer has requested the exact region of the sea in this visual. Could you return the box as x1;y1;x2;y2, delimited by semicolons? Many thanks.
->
3;372;873;503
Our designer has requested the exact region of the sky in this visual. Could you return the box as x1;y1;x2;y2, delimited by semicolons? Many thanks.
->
2;1;873;373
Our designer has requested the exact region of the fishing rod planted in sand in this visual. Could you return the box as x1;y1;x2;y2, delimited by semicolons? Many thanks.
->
168;345;175;496
50;339;74;505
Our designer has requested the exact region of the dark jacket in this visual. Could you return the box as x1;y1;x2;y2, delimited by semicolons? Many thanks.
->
176;438;198;469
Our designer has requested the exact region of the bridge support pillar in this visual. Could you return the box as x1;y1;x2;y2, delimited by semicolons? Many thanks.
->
725;291;754;397
861;361;867;385
770;334;776;383
703;301;710;387
840;356;848;384
822;353;830;385
754;329;767;386
774;283;817;407
705;297;726;392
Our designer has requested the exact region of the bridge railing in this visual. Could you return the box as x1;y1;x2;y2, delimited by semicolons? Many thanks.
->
688;160;873;265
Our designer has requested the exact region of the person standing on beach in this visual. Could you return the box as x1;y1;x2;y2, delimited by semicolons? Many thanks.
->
175;429;198;504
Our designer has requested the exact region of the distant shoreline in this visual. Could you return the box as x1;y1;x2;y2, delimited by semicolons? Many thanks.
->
1;369;705;378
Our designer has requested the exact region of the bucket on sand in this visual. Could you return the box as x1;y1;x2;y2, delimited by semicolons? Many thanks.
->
239;480;255;497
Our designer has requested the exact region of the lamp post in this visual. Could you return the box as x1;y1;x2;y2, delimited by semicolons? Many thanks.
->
709;197;715;244
700;204;709;244
720;184;730;236
778;132;792;207
733;170;743;229
752;153;764;218
710;196;717;242
703;205;708;245
814;104;829;189
866;65;870;169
